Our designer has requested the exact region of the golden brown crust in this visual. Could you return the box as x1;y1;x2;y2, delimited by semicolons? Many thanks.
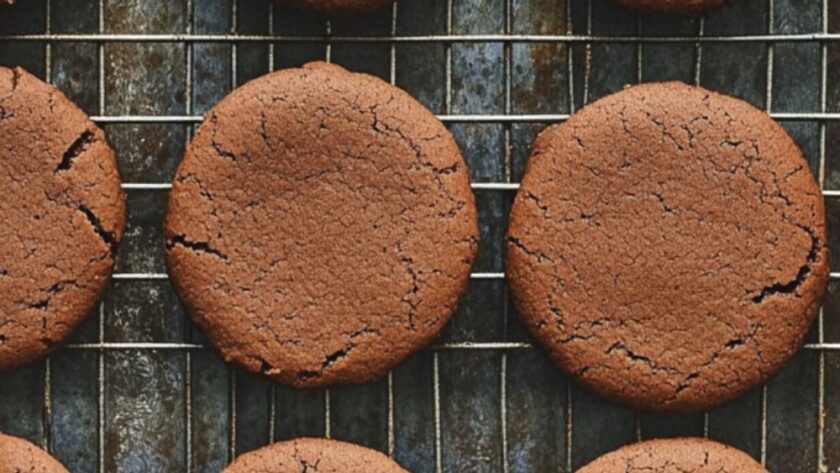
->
166;62;478;388
576;438;767;472
508;82;828;412
0;432;71;473
223;438;408;473
0;67;126;371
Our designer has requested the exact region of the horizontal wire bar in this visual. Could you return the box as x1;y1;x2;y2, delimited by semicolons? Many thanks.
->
112;273;169;280
119;182;840;197
4;33;840;44
59;341;840;352
91;112;840;124
112;272;507;280
113;272;840;280
121;182;173;191
471;182;521;191
120;182;521;191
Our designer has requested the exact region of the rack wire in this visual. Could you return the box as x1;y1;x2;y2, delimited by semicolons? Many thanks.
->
0;0;838;472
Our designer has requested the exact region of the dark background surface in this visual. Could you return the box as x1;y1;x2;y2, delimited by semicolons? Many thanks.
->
1;0;839;471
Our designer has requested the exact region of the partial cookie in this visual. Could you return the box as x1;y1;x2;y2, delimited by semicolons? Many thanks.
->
507;82;828;411
0;0;15;5
223;438;408;472
277;0;394;14
577;438;766;472
0;432;71;473
166;62;478;388
0;67;126;371
611;0;726;13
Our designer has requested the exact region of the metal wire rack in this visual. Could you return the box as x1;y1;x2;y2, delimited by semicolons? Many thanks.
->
0;0;839;472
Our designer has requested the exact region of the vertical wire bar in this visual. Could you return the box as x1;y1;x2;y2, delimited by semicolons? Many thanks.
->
500;0;512;470
582;0;592;106
267;2;277;446
433;2;452;471
42;0;53;453
634;0;646;445
694;15;705;86
761;387;768;466
97;2;106;471
565;1;574;114
324;389;331;438
761;0;773;466
228;0;239;463
44;0;51;80
184;0;195;469
387;0;398;459
97;304;106;473
566;0;592;473
696;15;710;437
325;20;332;62
229;371;237;461
433;351;442;473
635;14;642;84
817;1;828;471
565;2;577;470
268;3;275;72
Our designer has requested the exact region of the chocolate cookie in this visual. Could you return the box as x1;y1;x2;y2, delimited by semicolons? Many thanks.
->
0;432;71;473
611;0;726;13
166;62;478;388
577;438;766;472
0;0;15;5
0;67;125;371
508;81;828;412
223;438;408;472
277;0;394;14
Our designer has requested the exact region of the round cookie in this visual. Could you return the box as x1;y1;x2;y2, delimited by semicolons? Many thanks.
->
0;432;71;473
277;0;394;14
507;81;828;412
0;67;125;371
166;62;478;388
576;438;766;472
611;0;726;13
223;438;408;472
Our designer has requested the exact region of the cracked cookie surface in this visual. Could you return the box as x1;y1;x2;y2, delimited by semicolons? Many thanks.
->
508;81;828;412
166;61;478;388
0;431;71;473
223;438;407;472
610;0;726;13
576;437;766;472
0;67;126;371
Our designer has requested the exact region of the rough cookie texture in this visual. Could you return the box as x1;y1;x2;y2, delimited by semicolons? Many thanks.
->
611;0;726;13
223;438;408;473
166;61;478;388
277;0;394;14
508;82;828;412
0;67;126;371
0;432;71;473
576;438;766;473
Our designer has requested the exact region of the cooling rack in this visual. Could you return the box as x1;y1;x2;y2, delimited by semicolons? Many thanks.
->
1;0;839;471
